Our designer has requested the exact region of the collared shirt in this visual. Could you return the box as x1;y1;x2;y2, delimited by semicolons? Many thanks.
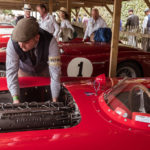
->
6;37;61;99
83;16;107;40
60;19;75;32
39;13;60;38
142;15;149;33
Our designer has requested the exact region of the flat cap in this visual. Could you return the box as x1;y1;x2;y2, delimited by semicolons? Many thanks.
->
12;18;39;42
144;8;150;12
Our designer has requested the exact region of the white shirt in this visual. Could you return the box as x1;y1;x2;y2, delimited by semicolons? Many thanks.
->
39;13;60;38
142;15;148;33
60;19;74;32
83;16;107;40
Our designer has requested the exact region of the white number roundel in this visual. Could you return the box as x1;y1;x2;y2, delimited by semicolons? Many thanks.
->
67;57;93;77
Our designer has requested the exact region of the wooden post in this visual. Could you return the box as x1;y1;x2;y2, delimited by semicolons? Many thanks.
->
144;0;150;8
109;0;122;77
67;0;71;21
49;0;53;14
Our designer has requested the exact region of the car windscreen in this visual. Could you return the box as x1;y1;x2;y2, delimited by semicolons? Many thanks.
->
104;78;150;119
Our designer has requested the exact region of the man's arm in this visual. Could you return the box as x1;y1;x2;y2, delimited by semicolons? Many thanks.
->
48;37;61;102
6;39;20;103
83;20;90;40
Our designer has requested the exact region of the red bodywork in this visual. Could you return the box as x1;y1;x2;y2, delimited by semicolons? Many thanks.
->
0;76;150;150
60;42;150;77
1;38;150;77
0;24;13;66
0;24;13;48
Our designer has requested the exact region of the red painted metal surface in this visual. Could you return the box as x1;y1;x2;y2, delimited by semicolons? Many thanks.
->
0;25;14;48
60;42;150;77
0;76;150;150
0;51;6;62
0;76;90;91
1;28;150;77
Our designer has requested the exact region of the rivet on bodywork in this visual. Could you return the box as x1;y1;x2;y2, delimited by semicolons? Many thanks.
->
124;119;127;122
128;128;132;131
97;110;100;112
109;120;112;123
108;109;111;112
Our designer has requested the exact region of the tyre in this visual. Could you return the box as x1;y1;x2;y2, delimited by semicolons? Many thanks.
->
0;64;6;77
117;62;142;78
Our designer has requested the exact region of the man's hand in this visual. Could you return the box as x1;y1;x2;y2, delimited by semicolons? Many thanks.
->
52;98;57;103
13;99;20;104
12;96;20;104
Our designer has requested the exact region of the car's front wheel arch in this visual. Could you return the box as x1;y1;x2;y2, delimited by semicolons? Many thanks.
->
117;60;143;78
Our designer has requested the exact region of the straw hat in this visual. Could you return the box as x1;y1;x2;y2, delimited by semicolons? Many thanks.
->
59;7;68;15
23;4;32;11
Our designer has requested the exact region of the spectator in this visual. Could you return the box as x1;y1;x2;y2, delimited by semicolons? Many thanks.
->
58;7;74;32
120;20;122;31
83;8;107;41
36;4;59;39
78;14;82;23
15;4;36;24
58;7;75;41
142;8;150;51
125;9;139;47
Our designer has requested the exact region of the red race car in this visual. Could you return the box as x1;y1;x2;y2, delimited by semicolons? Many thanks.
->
1;40;150;78
0;23;14;48
0;23;14;75
0;74;150;150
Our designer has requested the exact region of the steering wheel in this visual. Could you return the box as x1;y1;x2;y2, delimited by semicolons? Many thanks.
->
128;84;150;113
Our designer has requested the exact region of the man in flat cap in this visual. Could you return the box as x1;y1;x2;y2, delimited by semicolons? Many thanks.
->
142;8;150;51
6;18;61;104
125;9;139;47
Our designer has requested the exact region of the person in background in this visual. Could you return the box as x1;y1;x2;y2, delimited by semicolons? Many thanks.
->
83;8;107;41
72;16;76;22
36;4;59;39
125;9;139;47
120;20;122;31
58;7;75;32
6;18;61;104
142;8;150;51
78;14;82;23
58;7;75;41
15;4;36;24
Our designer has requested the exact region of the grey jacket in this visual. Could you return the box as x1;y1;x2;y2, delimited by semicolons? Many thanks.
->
6;37;61;99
